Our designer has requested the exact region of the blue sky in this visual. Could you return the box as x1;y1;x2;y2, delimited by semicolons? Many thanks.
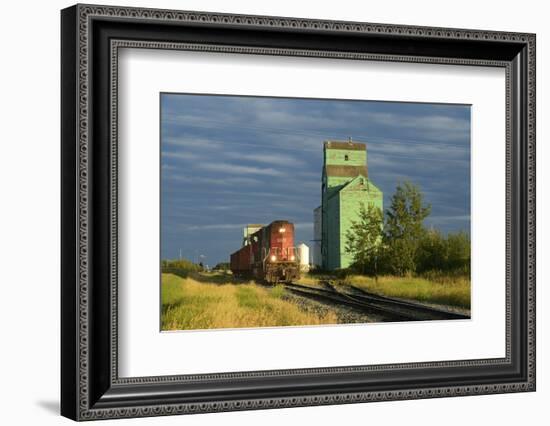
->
161;94;470;267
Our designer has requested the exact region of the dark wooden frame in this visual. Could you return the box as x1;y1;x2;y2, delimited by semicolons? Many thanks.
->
61;4;536;421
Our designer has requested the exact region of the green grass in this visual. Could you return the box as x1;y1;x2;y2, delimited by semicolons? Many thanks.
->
161;273;338;331
161;271;470;331
270;285;286;299
298;272;470;309
236;287;261;309
343;275;470;309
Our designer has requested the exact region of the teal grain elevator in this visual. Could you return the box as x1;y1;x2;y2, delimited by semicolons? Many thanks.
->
313;140;383;270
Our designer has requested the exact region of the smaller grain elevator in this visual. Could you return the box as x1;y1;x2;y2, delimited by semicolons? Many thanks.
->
243;224;263;246
314;140;383;270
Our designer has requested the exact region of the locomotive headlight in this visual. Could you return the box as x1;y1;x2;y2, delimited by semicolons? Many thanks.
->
270;255;277;262
290;255;295;261
279;227;286;233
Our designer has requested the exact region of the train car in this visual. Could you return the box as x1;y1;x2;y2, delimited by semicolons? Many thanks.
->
230;220;300;284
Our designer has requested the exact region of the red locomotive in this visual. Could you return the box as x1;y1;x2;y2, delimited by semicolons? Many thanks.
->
230;220;300;284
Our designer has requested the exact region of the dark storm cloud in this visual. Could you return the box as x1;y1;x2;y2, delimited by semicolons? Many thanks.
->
161;94;471;266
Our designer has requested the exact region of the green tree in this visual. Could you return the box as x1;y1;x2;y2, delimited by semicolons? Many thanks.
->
416;230;471;274
416;229;447;272
161;258;203;277
213;262;231;271
445;231;471;272
384;181;431;275
345;203;384;275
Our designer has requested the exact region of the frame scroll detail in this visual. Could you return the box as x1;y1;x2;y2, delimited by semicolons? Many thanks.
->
61;4;536;421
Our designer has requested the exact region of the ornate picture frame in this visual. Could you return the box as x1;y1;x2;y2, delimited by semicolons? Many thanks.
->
61;4;535;420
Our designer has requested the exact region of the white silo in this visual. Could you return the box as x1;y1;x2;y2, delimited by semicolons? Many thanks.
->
298;243;310;272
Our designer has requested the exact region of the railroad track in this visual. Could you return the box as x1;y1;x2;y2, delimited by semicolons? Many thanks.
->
284;281;469;322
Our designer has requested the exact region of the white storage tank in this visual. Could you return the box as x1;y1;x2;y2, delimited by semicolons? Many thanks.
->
298;243;310;272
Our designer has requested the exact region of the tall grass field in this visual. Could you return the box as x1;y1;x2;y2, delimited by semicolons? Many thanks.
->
296;273;470;309
162;271;470;331
161;272;338;331
342;275;470;309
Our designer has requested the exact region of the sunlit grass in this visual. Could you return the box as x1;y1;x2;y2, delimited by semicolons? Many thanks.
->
298;272;470;309
161;273;338;331
295;274;320;286
343;275;471;309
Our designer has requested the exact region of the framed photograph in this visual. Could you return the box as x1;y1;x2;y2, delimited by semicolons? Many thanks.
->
61;4;536;421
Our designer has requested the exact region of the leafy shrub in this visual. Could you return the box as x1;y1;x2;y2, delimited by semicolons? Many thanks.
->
161;258;203;278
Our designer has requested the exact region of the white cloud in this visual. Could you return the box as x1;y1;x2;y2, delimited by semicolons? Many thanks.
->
182;223;245;231
183;221;314;232
294;222;314;230
226;152;305;167
197;163;285;177
426;215;471;225
366;112;470;142
162;151;200;161
163;173;262;186
163;136;221;150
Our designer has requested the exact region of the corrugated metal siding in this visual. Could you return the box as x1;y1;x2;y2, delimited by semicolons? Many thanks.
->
313;206;322;267
325;165;368;178
339;184;383;268
319;141;383;270
326;195;341;270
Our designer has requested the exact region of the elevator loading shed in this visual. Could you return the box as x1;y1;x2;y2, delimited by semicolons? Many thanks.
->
314;140;383;270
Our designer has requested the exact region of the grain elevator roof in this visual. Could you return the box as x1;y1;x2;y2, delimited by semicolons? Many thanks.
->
324;141;366;151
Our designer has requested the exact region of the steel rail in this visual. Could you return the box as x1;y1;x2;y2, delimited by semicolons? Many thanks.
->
284;281;469;322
